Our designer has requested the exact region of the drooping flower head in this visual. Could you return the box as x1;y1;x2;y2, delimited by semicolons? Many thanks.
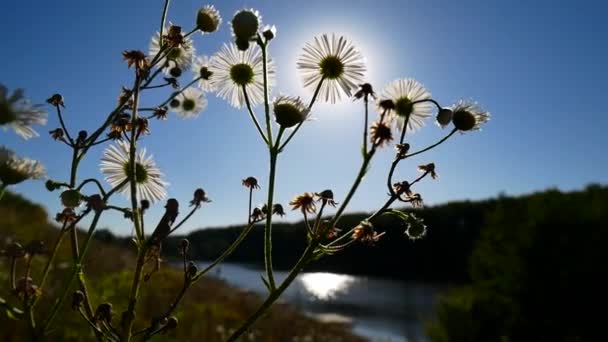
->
210;43;275;108
451;99;490;132
173;88;207;119
196;5;222;34
272;95;310;128
191;56;216;92
149;25;195;75
0;146;45;185
297;34;366;103
100;141;167;203
378;79;433;132
0;85;47;139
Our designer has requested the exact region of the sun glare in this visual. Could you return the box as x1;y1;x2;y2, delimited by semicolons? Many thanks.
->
299;272;357;300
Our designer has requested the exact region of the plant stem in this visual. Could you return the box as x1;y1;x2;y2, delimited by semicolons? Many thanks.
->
243;86;269;146
159;0;171;46
42;211;103;334
0;184;6;201
227;243;317;342
37;227;68;291
263;150;278;290
261;42;273;146
278;78;324;152
405;128;457;158
363;96;369;156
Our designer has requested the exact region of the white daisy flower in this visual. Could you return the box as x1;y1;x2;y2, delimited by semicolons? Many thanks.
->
379;79;433;133
100;141;167;203
196;5;222;34
297;34;366;103
0;85;47;140
149;25;195;74
272;95;310;128
210;43;275;108
173;88;207;119
0;146;45;186
451;99;490;132
191;56;216;92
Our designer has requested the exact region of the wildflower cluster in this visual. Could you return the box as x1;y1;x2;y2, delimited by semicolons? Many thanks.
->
0;2;489;341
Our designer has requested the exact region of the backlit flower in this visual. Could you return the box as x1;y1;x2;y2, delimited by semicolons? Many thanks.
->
0;85;47;139
378;79;433;132
297;34;365;103
0;146;45;185
192;56;216;92
100;141;167;203
273;95;310;128
289;192;316;214
210;43;275;108
174;88;207;118
149;25;195;74
196;5;222;34
231;9;262;41
451;99;490;132
418;163;438;179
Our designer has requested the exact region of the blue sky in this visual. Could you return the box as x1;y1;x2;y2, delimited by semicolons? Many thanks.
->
2;0;607;235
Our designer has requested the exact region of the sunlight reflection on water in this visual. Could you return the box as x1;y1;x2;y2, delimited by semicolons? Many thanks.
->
298;272;357;300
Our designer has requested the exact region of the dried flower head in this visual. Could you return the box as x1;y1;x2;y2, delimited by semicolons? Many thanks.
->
191;188;211;206
418;163;438;179
16;277;40;299
0;146;45;186
318;220;341;240
49;128;65;141
273;95;310;128
370;121;393;147
297;34;365;103
60;189;83;208
353;83;376;100
272;204;286;217
196;5;222;34
72;291;85;310
451;99;490;132
242;176;260;189
152;106;169;120
409;193;424;208
100;141;168;203
2;242;25;258
122;50;149;77
55;208;77;224
25;240;46;255
86;194;106;212
251;207;266;222
315;189;337;207
94;303;113;323
395;143;410;159
149;25;195;74
289;193;316;214
46;93;64;107
0;85;47;139
351;221;381;245
393;181;412;197
378;79;433;133
262;25;276;41
210;43;275;108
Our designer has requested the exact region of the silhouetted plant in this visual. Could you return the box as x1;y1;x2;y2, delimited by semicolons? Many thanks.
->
0;1;489;341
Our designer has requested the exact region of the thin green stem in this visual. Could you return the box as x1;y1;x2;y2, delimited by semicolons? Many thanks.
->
192;222;255;281
404;128;457;158
329;148;377;228
263;150;278;290
243;85;270;146
159;77;200;107
363;96;369;156
0;184;6;201
227;243;317;341
248;188;253;224
168;205;199;236
76;178;107;197
261;41;273;146
55;105;74;145
159;0;171;47
42;211;103;334
37;226;68;291
278;78;324;152
69;147;79;187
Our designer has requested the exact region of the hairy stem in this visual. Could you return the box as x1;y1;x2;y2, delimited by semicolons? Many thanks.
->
263;150;278;290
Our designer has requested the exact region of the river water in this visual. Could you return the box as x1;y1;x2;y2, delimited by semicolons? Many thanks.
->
196;262;442;341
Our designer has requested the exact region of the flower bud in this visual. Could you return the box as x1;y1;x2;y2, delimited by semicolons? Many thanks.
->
45;179;60;192
72;290;85;310
169;99;180;108
231;9;261;41
186;261;198;279
169;66;182;78
180;239;190;251
235;36;250;51
60;189;82;208
196;5;222;33
262;25;276;41
46;94;64;107
436;108;453;128
452;110;476;131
